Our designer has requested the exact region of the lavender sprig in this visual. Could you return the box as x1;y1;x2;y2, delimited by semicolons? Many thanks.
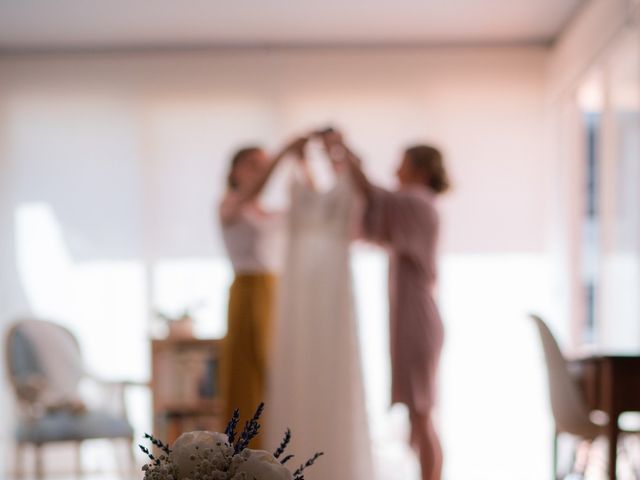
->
280;454;294;465
139;444;161;465
273;428;291;459
293;452;324;477
225;408;240;445
234;402;265;454
144;433;172;454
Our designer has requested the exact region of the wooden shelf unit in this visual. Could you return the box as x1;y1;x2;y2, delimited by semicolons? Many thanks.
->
151;338;225;444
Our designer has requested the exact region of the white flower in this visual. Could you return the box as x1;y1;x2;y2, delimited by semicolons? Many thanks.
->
170;431;230;480
234;450;293;480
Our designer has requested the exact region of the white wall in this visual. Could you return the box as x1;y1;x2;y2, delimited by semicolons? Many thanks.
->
0;47;552;479
547;0;634;102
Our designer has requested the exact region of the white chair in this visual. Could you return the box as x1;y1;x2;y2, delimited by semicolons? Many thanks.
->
531;314;604;478
530;314;640;479
5;318;137;479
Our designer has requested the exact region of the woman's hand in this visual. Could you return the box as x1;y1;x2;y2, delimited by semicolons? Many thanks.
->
319;129;373;199
220;135;309;224
319;129;344;154
318;129;349;168
275;135;309;162
290;136;309;160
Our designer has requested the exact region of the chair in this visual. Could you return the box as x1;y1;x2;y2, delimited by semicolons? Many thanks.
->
530;314;640;479
5;318;136;479
531;314;606;479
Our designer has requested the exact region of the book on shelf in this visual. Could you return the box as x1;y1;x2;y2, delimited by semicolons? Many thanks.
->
153;340;220;410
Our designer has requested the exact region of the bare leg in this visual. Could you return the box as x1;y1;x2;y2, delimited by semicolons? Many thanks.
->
410;409;442;480
15;442;24;480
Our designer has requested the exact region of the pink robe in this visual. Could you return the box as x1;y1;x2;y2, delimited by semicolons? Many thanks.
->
363;185;444;415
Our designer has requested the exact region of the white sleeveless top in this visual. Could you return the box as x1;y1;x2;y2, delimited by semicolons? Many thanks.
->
221;207;283;275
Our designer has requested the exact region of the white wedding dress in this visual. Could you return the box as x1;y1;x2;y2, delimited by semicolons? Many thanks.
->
267;172;373;480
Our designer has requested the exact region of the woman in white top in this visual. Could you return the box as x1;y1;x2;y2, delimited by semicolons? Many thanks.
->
219;137;307;447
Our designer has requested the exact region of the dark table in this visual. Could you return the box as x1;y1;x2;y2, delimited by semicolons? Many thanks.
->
568;354;640;479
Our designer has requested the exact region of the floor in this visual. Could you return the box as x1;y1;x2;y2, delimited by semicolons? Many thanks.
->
6;440;640;480
5;258;640;480
8;476;135;480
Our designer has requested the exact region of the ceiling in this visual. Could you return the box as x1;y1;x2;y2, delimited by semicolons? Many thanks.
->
0;0;585;52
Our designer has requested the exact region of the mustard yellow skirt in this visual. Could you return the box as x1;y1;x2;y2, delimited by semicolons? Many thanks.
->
221;273;276;448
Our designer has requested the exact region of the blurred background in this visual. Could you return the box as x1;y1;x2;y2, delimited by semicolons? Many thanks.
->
0;0;639;479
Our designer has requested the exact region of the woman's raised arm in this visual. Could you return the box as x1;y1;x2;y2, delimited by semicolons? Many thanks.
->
245;136;308;203
321;131;373;200
221;136;308;223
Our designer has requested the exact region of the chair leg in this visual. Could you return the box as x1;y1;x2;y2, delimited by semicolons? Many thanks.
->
559;435;587;479
574;439;592;477
74;441;83;478
34;444;44;480
627;435;640;480
566;437;579;478
128;437;137;477
113;437;135;479
113;439;123;479
618;434;640;480
553;432;559;480
14;442;24;480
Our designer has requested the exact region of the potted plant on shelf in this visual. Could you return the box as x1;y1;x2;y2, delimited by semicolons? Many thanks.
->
155;301;206;340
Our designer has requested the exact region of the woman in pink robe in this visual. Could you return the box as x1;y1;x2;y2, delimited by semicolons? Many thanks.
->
322;132;449;480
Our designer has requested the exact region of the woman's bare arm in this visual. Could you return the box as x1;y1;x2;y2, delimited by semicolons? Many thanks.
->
321;132;373;199
221;136;308;223
342;143;373;200
241;137;307;204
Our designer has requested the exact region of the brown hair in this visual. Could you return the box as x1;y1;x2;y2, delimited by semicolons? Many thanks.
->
404;144;450;194
227;146;262;190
